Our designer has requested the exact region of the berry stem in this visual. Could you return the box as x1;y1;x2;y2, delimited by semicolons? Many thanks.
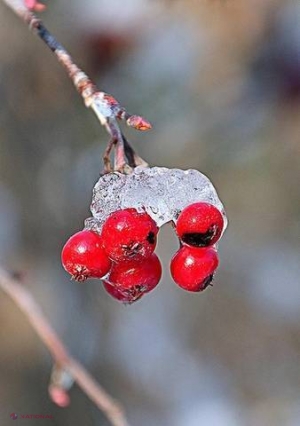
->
0;266;130;426
2;0;151;173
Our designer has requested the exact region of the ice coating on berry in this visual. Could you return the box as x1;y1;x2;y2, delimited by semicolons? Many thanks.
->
85;167;227;231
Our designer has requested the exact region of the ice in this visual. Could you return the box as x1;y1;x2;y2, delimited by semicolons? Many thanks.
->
85;166;227;231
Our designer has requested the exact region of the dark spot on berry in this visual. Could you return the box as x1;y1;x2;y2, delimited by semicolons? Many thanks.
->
199;274;214;291
72;266;89;282
181;225;217;247
126;286;144;302
146;231;156;244
121;242;143;257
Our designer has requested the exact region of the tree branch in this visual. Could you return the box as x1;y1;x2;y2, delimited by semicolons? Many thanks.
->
0;266;130;426
2;0;151;173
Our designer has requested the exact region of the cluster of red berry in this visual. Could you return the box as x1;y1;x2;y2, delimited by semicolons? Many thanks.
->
171;202;223;292
61;202;224;304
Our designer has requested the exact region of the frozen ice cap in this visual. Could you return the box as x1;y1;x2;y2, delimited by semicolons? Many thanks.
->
85;166;227;231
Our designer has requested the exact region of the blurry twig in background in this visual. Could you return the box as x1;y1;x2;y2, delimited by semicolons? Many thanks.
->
2;0;151;172
0;266;130;426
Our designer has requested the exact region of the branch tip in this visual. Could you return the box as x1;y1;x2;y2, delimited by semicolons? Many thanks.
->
126;115;152;131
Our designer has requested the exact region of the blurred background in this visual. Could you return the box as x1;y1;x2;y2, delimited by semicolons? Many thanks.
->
1;0;300;425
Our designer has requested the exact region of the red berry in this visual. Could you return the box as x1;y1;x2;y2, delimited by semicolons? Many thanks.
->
61;230;111;282
170;246;219;292
176;202;224;247
106;253;162;295
101;208;159;262
102;281;143;304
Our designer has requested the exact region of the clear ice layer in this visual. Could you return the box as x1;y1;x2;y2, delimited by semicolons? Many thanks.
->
84;166;227;232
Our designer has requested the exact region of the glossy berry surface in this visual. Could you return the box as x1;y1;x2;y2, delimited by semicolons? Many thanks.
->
61;230;111;282
102;281;143;304
106;253;162;295
101;208;159;262
176;202;224;247
170;246;219;292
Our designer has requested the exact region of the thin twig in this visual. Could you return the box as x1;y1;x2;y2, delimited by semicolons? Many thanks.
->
2;0;151;172
0;266;130;426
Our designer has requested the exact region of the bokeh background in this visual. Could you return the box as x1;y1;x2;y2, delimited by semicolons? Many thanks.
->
1;0;300;425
